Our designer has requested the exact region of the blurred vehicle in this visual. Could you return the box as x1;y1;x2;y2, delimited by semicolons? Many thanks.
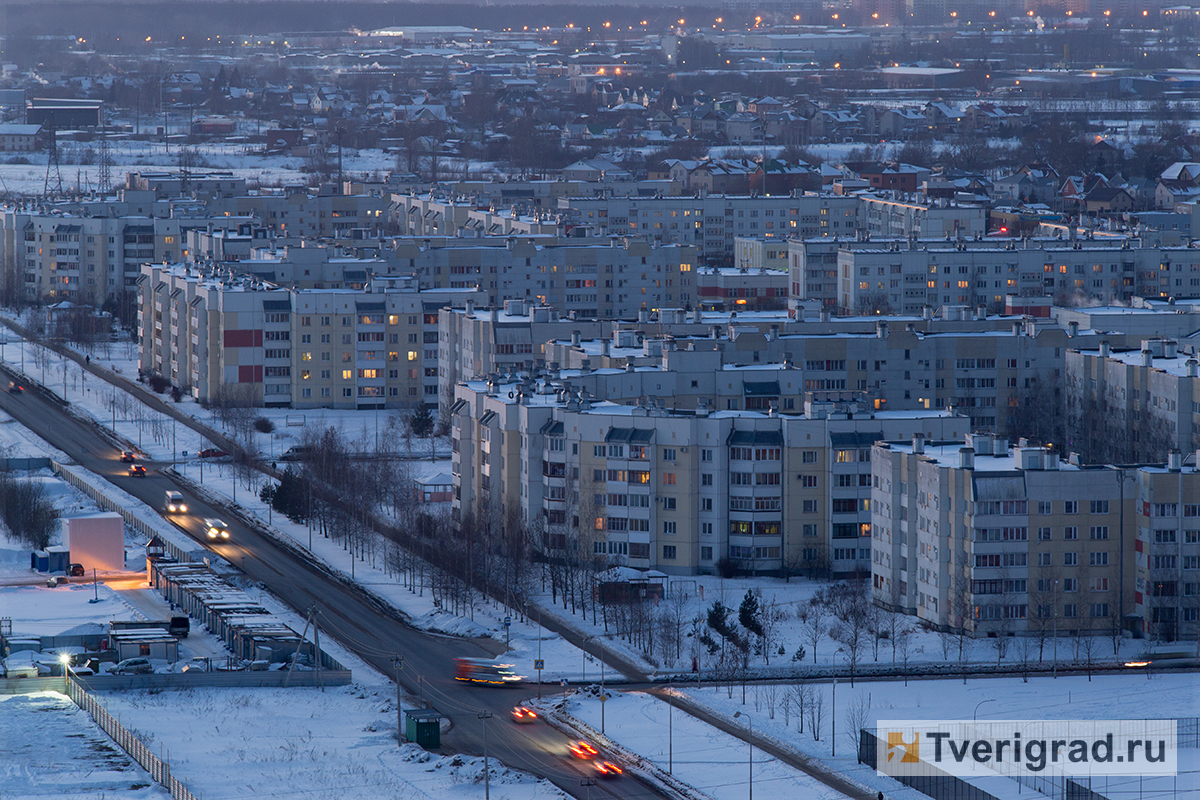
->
46;575;68;587
569;740;599;760
68;563;85;577
120;450;136;462
113;657;153;675
198;448;228;459
453;657;522;685
203;518;230;540
128;464;146;477
279;445;313;462
595;760;623;778
8;381;22;394
510;706;538;724
163;490;187;514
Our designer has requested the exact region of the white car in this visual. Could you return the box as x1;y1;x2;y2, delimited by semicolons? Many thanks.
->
203;518;230;540
164;490;187;514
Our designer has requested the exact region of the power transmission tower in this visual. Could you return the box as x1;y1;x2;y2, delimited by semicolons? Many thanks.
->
43;121;64;197
97;113;112;195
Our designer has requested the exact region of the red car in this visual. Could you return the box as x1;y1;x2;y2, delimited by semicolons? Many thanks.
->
569;740;598;760
511;706;538;724
198;448;229;459
127;464;147;477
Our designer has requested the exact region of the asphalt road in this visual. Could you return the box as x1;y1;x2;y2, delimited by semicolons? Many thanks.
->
0;376;668;800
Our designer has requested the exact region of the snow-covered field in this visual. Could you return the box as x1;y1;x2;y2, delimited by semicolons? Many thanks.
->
0;692;172;800
679;673;1199;800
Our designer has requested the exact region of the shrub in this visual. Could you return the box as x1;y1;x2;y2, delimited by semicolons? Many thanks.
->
148;374;169;393
253;417;275;434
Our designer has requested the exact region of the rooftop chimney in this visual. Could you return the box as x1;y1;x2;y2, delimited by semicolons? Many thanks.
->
1068;321;1079;338
912;433;925;454
1099;340;1111;358
1169;450;1182;472
959;447;975;470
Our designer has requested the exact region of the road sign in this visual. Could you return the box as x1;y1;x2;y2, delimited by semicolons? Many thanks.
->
503;616;512;627
182;450;188;457
534;659;544;670
394;656;403;669
599;694;607;702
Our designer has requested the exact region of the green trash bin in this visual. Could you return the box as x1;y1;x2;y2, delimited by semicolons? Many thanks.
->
405;708;444;749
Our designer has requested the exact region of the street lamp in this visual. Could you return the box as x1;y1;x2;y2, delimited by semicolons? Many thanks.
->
973;698;996;721
734;711;753;800
478;710;493;800
585;635;607;734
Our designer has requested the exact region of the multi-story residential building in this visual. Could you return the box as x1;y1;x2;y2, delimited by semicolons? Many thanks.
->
871;433;1199;642
1065;339;1200;464
138;263;483;408
543;319;1109;436
859;194;987;239
0;205;249;310
831;237;1200;315
388;193;566;238
733;235;790;272
695;265;788;311
558;193;862;265
451;379;966;576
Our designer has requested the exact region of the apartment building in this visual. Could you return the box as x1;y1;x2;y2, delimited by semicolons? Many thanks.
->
557;193;861;264
870;433;1200;642
695;266;788;311
859;194;987;239
542;319;1109;436
388;193;567;238
138;263;483;408
1065;339;1200;463
832;238;1200;315
451;379;966;576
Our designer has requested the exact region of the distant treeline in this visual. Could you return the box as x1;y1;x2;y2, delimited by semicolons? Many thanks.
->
3;2;717;44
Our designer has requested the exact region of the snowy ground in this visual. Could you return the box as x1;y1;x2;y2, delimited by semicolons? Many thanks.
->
0;692;172;800
0;139;398;197
680;673;1199;800
96;685;568;800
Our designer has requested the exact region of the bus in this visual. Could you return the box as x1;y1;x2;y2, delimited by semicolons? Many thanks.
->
454;657;522;685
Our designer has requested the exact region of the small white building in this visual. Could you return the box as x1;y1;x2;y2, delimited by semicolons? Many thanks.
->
62;512;125;572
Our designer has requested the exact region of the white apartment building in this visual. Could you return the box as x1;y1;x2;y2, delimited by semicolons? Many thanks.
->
557;193;862;264
138;263;483;408
871;434;1200;642
833;238;1200;315
451;377;966;576
859;194;987;239
1065;338;1200;464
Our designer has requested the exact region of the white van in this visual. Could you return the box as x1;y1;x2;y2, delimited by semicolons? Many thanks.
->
164;490;187;514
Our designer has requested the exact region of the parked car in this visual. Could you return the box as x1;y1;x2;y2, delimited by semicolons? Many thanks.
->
128;464;147;477
197;448;228;459
113;657;153;675
279;445;313;462
181;657;212;673
203;518;230;540
68;563;85;577
163;490;187;514
169;616;190;638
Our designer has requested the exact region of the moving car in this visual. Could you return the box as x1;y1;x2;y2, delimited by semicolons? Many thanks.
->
68;563;85;577
595;760;624;778
128;464;147;477
8;381;22;394
113;657;153;675
120;450;136;462
453;657;522;684
569;740;599;760
203;518;230;540
163;490;187;514
279;445;313;462
198;448;229;459
510;706;538;724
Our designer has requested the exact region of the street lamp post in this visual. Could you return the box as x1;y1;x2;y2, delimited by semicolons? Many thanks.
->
734;711;753;800
974;698;996;721
478;711;493;800
668;693;673;774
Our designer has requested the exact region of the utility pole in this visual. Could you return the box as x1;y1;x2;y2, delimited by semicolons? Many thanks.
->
478;711;493;800
393;655;404;743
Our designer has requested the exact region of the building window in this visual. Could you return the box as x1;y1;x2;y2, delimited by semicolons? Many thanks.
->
662;545;677;560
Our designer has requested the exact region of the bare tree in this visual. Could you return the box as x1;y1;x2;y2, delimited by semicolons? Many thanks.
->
806;686;825;742
844;692;871;755
799;595;829;665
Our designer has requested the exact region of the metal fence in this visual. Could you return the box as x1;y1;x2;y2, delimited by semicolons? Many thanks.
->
66;676;201;800
859;728;1007;800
